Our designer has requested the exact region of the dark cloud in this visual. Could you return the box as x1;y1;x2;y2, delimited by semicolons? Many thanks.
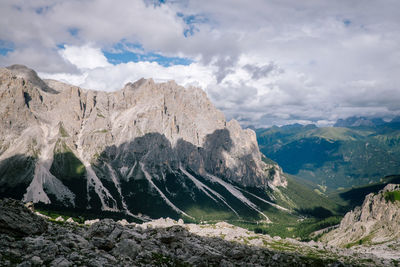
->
243;62;281;80
213;56;237;83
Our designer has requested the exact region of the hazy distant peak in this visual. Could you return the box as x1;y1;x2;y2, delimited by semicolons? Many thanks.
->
334;116;385;128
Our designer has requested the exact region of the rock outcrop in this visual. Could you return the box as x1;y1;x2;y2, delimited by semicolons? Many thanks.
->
0;65;285;220
0;198;393;267
322;184;400;247
0;198;47;237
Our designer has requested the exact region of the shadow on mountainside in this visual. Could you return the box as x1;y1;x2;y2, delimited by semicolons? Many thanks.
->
336;175;400;210
99;129;235;183
265;137;341;175
0;129;279;221
0;154;36;199
295;206;334;219
92;129;277;220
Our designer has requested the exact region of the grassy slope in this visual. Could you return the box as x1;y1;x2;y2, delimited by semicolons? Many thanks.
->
35;166;344;240
257;125;400;190
328;175;400;211
230;174;343;240
49;139;88;208
384;190;400;203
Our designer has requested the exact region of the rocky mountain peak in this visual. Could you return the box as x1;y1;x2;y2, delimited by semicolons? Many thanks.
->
0;65;285;220
5;64;58;94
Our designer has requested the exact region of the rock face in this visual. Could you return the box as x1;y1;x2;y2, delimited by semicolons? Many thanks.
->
0;198;390;267
322;184;400;247
0;65;285;220
0;198;48;237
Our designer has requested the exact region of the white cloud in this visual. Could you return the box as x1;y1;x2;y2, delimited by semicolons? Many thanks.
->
59;45;111;70
2;0;400;126
40;44;215;91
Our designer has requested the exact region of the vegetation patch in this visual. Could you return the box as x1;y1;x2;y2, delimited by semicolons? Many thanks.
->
384;190;400;203
59;123;69;137
268;240;298;252
185;206;236;222
93;129;108;134
96;108;105;118
345;234;374;248
34;202;143;224
50;150;86;179
35;208;84;224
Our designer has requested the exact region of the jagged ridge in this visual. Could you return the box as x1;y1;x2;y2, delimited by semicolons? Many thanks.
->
322;184;400;247
0;65;286;221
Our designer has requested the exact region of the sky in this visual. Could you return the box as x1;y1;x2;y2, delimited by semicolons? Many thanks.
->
1;0;400;127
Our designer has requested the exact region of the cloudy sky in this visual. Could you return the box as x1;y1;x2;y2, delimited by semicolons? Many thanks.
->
1;0;400;127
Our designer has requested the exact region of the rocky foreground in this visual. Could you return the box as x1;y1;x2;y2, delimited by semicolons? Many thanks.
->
1;199;398;266
321;184;400;260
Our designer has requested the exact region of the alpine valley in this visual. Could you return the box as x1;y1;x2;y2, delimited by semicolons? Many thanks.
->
256;120;400;191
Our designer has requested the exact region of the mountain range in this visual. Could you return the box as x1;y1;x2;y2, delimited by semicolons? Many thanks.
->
334;116;400;128
0;64;292;223
256;121;400;190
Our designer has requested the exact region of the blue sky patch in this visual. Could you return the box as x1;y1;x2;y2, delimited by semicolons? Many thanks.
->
35;6;51;15
177;13;209;37
57;43;66;50
145;0;166;7
103;42;193;67
0;40;14;56
343;19;351;27
68;28;79;37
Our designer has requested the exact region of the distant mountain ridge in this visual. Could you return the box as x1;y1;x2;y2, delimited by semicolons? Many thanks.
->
333;116;400;128
334;116;385;127
256;121;400;189
0;65;287;221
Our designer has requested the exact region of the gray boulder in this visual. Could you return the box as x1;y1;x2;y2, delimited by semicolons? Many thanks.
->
0;198;47;237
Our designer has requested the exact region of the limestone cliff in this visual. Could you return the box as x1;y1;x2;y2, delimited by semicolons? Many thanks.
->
0;64;285;220
322;184;400;247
